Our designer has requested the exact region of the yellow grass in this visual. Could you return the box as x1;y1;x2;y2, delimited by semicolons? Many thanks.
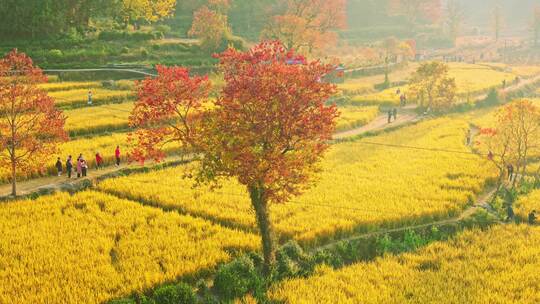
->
49;88;133;107
336;106;379;131
350;86;406;106
0;191;258;304
349;63;517;106
98;117;497;245
269;225;540;304
39;81;101;92
64;102;134;135
515;189;540;221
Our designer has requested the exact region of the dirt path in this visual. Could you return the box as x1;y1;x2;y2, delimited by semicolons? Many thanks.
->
334;73;540;141
0;156;183;198
3;72;539;199
333;105;420;140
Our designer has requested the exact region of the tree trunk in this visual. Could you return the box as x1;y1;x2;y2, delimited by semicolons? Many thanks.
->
11;157;16;197
249;185;275;275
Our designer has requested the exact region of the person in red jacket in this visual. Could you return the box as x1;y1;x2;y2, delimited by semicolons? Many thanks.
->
95;152;104;170
115;146;121;167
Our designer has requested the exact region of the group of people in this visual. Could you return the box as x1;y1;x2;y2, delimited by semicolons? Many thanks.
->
387;108;398;124
396;88;408;107
506;204;537;225
55;146;121;179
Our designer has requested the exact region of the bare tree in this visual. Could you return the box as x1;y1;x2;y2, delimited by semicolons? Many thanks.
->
492;4;503;42
445;0;465;45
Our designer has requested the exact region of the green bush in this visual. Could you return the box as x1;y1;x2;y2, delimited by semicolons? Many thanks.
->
155;25;171;34
48;49;63;58
152;283;196;304
141;48;149;58
276;241;312;279
213;256;258;301
98;31;155;42
152;31;165;40
121;46;130;54
483;88;500;106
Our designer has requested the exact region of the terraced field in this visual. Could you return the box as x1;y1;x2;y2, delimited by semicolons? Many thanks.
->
269;225;540;304
98;117;497;245
0;191;257;304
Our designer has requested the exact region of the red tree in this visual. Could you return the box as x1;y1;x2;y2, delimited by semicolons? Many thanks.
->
188;5;231;52
0;50;67;196
130;41;339;272
262;0;347;53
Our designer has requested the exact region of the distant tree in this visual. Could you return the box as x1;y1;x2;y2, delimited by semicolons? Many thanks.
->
382;37;399;87
261;0;347;53
480;100;540;189
0;50;67;196
445;0;465;45
188;6;231;52
121;0;176;26
388;0;442;24
129;41;339;273
492;4;503;42
533;6;540;47
0;0;114;38
409;61;457;112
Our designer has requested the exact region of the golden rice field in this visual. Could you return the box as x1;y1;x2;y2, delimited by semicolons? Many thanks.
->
515;189;540;221
269;225;540;304
49;88;133;107
64;102;133;135
335;106;379;132
448;63;515;95
350;86;405;106
39;81;101;92
349;63;519;106
0;191;258;304
99;117;497;245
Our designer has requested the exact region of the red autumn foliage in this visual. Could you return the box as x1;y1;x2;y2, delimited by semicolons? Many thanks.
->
262;0;347;53
129;41;339;271
0;49;68;196
188;5;230;51
129;65;211;162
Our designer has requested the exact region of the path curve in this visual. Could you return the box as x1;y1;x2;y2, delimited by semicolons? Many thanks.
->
334;105;420;140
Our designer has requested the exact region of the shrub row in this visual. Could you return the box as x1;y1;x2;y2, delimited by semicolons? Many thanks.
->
98;30;164;42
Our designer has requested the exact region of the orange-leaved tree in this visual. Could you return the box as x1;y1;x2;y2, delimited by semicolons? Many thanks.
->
129;41;339;273
188;5;231;52
262;0;347;53
0;50;67;196
479;99;540;189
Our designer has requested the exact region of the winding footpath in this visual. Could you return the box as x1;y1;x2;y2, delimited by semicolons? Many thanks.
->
1;73;539;199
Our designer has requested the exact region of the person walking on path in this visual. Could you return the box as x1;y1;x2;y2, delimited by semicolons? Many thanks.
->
466;129;472;146
95;152;103;170
392;108;397;121
115;146;121;167
76;157;82;178
81;159;88;177
506;204;515;222
507;164;514;182
529;210;537;225
55;158;63;177
387;110;392;124
88;91;93;105
66;155;73;179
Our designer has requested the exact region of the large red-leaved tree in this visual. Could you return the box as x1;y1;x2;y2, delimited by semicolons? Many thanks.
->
0;50;67;196
129;41;339;272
